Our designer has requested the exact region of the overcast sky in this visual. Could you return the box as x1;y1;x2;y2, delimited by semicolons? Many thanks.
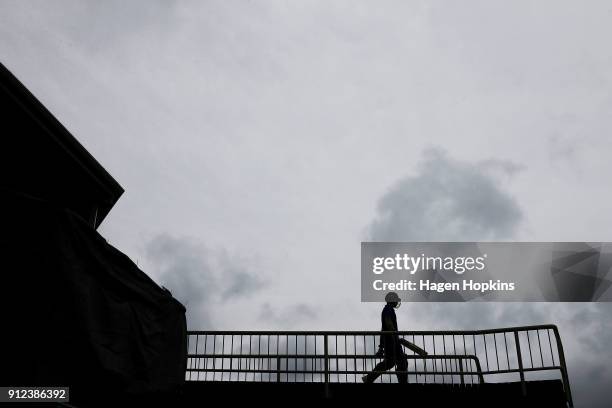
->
2;1;612;405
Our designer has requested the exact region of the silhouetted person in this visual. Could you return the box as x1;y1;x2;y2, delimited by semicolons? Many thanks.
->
363;292;427;384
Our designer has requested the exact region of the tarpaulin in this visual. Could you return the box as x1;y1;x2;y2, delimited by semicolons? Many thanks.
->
1;192;186;403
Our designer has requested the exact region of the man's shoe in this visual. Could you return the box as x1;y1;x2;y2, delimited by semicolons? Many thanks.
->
362;375;368;383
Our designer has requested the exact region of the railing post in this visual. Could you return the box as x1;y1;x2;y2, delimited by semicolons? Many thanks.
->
552;326;574;408
186;334;191;382
514;331;527;397
459;358;464;386
276;357;281;383
324;335;330;398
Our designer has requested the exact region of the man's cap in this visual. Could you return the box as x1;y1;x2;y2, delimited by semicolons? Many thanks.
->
385;292;401;303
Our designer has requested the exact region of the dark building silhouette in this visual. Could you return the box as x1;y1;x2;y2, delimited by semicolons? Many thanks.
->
0;62;186;406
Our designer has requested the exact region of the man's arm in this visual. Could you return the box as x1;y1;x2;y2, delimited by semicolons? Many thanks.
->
377;315;397;353
377;314;396;352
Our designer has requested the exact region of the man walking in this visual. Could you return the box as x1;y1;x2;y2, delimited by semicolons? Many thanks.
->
363;292;427;384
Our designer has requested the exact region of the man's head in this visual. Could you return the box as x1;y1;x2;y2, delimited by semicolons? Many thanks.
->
385;291;401;309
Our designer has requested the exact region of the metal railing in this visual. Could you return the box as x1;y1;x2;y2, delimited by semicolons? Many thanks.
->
185;324;572;406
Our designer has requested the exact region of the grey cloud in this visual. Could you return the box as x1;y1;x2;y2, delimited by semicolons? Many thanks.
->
366;148;612;406
548;133;582;168
146;234;263;328
223;269;263;298
368;148;523;242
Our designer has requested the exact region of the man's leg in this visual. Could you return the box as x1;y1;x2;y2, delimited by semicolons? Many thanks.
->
364;357;395;383
395;353;408;384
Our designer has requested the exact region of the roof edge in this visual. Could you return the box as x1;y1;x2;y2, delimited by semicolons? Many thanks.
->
0;61;124;227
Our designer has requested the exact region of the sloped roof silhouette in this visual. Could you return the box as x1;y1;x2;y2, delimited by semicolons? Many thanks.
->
0;61;123;228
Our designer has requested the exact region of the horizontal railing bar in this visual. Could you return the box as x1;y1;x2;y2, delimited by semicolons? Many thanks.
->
479;366;563;376
185;369;484;376
186;324;557;336
187;354;481;360
187;367;565;376
185;363;564;380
